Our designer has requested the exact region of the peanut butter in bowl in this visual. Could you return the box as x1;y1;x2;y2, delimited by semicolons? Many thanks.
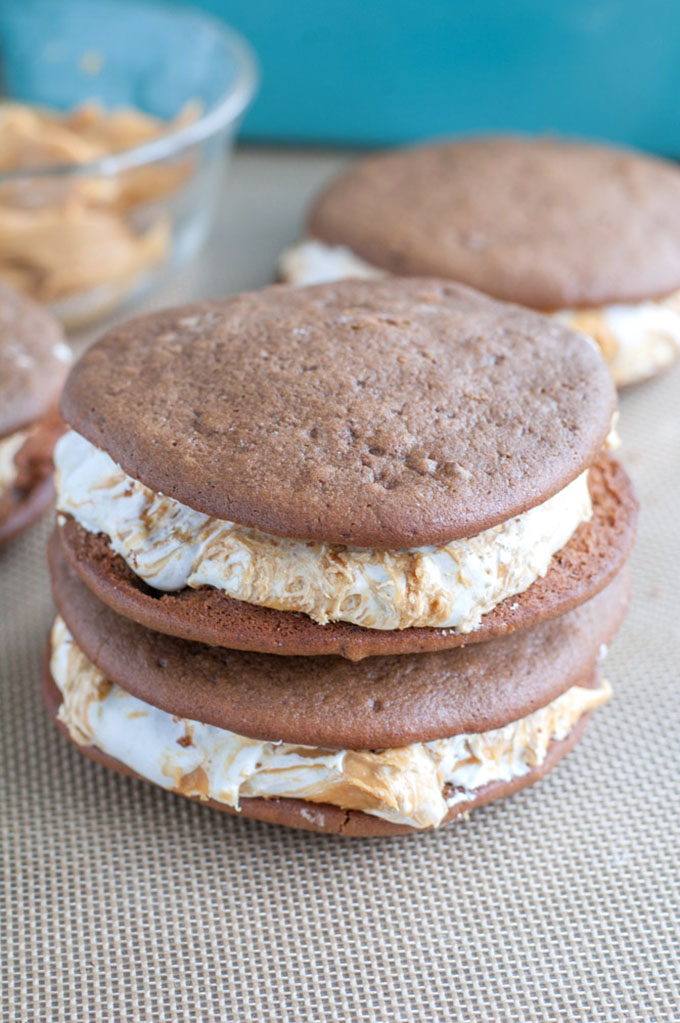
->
0;100;199;327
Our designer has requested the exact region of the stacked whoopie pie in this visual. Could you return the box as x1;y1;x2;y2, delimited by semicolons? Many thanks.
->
280;136;680;387
45;278;637;835
0;279;71;545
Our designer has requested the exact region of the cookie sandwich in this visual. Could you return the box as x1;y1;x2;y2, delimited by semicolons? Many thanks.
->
0;279;71;544
46;278;637;833
280;137;680;386
46;537;629;835
53;279;636;658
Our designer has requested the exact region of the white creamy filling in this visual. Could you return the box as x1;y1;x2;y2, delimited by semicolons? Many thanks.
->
602;301;680;385
0;428;29;495
281;239;680;384
55;430;592;632
51;617;610;830
279;239;385;285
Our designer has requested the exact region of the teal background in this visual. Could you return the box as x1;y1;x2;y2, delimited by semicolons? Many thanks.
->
197;0;680;152
3;0;680;152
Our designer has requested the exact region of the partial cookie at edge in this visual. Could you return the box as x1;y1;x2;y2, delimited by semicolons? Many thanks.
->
0;278;70;437
0;409;65;545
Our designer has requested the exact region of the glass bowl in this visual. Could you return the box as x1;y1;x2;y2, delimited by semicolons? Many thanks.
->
0;0;258;328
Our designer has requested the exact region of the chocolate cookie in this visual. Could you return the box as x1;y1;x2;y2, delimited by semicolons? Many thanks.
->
49;536;629;749
307;137;680;310
0;280;70;543
60;278;614;547
55;453;637;658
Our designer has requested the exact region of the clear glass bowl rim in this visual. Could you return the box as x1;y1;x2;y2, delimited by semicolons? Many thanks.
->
0;0;259;183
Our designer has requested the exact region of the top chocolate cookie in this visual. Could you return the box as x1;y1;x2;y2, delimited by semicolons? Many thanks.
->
0;279;70;437
61;278;614;547
308;137;680;309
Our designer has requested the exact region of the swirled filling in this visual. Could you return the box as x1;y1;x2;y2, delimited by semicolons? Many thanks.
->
51;616;610;830
55;430;591;632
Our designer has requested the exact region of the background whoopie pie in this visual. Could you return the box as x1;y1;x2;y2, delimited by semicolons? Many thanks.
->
0;279;71;545
46;278;637;833
280;136;680;387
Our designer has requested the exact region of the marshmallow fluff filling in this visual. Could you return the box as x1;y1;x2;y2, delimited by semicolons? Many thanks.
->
0;428;30;495
279;240;680;385
51;617;610;830
55;430;593;632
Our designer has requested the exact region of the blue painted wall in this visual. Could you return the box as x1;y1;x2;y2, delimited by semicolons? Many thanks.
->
195;0;680;152
5;0;680;152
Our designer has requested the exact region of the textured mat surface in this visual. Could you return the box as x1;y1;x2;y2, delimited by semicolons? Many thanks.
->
1;152;679;1023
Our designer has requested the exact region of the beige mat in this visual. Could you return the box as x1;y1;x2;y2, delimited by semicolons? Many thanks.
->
2;154;679;1023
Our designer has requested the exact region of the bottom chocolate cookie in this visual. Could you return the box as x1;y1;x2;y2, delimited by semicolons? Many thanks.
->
43;661;593;837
